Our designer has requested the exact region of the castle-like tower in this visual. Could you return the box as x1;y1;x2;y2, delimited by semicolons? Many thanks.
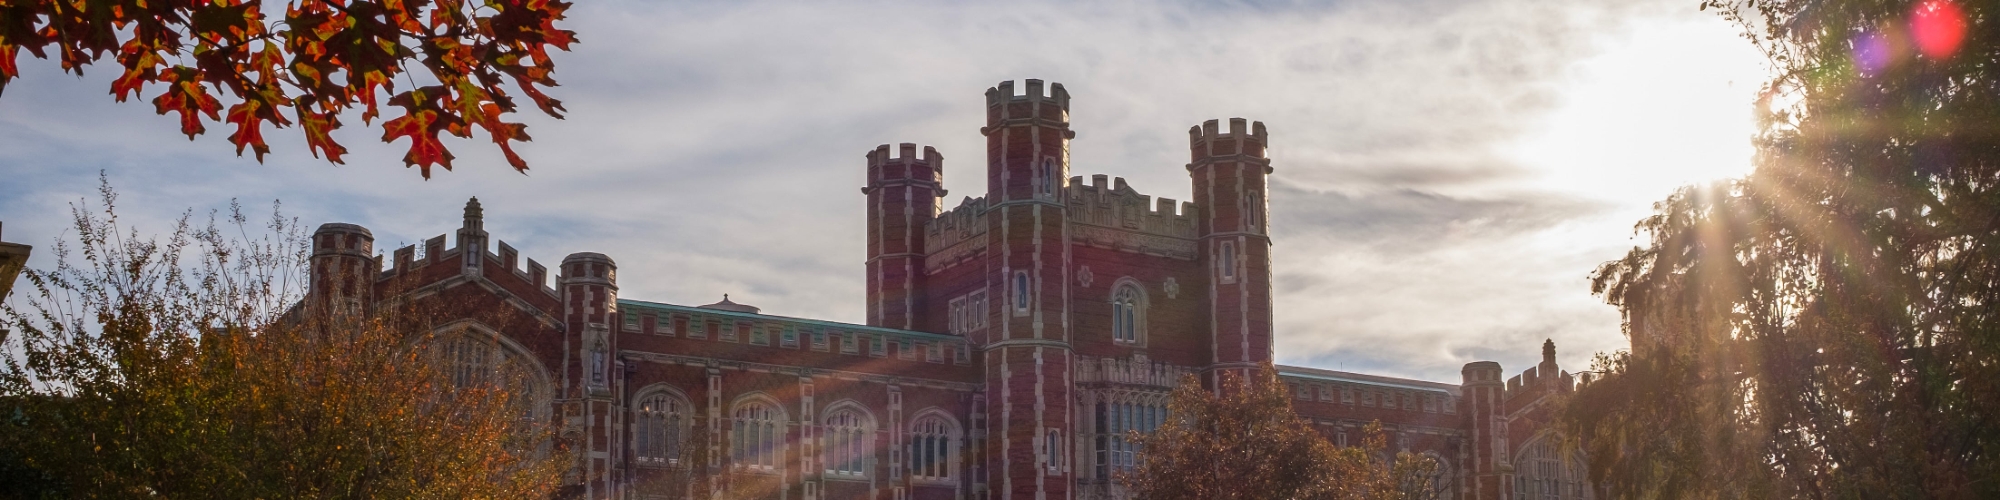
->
301;80;1591;500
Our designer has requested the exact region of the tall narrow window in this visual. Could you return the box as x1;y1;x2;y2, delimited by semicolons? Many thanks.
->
908;415;958;481
1094;401;1109;479
823;409;871;478
637;393;687;464
1111;283;1145;344
1045;428;1062;472
1013;271;1031;313
949;297;967;334
1036;158;1057;198
968;290;988;330
1219;242;1238;281
1243;190;1263;232
589;343;606;386
732;402;783;470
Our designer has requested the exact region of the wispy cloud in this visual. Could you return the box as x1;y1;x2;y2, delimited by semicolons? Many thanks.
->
0;0;1761;382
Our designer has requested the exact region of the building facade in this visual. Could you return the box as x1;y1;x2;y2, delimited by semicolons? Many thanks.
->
303;80;1590;500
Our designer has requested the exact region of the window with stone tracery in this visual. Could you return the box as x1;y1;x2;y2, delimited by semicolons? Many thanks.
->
635;392;687;465
908;414;959;481
1094;398;1165;479
437;330;549;422
442;334;491;389
1110;282;1145;344
822;408;872;478
731;401;784;471
1515;436;1590;500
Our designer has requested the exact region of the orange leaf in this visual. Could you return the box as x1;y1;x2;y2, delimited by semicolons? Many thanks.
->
226;100;271;161
381;91;456;178
302;111;348;164
151;68;223;139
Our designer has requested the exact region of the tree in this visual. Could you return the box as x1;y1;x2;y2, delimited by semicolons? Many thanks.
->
0;0;575;177
0;179;568;497
1122;362;1448;500
1566;0;1998;498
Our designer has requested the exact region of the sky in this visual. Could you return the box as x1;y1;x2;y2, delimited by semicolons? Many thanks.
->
0;0;1768;383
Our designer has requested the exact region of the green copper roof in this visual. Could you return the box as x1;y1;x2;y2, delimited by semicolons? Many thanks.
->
617;298;966;343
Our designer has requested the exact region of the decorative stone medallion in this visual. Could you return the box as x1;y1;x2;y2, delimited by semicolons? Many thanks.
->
1078;265;1094;288
1163;277;1179;299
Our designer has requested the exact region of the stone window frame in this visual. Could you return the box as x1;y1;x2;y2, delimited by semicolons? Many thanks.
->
729;395;788;473
906;409;963;483
820;402;876;480
1012;271;1032;316
633;387;692;466
1218;241;1239;283
1108;278;1148;346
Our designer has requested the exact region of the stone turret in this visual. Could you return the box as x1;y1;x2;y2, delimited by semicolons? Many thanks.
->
1190;118;1275;383
863;143;943;330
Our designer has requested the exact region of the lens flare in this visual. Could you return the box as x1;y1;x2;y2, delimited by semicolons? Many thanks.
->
1853;30;1895;77
1912;0;1966;59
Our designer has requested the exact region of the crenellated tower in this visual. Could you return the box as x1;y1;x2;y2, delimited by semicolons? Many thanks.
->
1189;118;1274;384
863;143;944;330
308;222;377;314
980;78;1078;500
1460;361;1507;500
559;251;619;497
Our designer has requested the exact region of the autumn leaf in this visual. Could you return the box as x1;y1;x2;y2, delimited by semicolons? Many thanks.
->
226;99;272;161
110;40;164;102
153;67;223;139
302;110;348;164
0;0;574;176
381;87;459;177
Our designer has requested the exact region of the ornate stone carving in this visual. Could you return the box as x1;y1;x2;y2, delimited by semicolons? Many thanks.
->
1071;224;1197;260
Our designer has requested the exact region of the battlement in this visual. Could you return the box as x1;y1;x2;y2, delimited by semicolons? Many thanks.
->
984;79;1070;110
867;143;943;171
1504;364;1574;401
923;196;990;273
1066;174;1198;240
312;223;375;258
1189;118;1270;162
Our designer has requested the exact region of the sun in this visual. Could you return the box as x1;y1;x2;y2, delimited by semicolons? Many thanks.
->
1511;13;1769;206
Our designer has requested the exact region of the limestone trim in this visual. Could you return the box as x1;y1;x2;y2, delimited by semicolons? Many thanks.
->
620;351;984;392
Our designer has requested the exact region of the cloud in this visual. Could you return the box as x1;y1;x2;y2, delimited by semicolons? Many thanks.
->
0;0;1741;382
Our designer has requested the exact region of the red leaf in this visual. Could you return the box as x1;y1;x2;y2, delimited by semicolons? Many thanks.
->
301;110;349;164
226;100;272;161
381;89;458;178
151;67;223;139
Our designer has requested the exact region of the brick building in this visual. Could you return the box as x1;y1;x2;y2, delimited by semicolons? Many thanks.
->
303;80;1590;500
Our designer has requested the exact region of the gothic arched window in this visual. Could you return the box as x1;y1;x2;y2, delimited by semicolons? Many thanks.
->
822;408;872;478
636;392;688;464
732;400;785;471
442;334;492;389
1514;436;1590;500
908;414;959;481
1110;282;1146;344
436;328;551;422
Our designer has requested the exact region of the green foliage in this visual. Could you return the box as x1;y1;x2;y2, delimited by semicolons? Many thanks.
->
0;179;567;498
1123;363;1447;500
1567;1;2000;498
